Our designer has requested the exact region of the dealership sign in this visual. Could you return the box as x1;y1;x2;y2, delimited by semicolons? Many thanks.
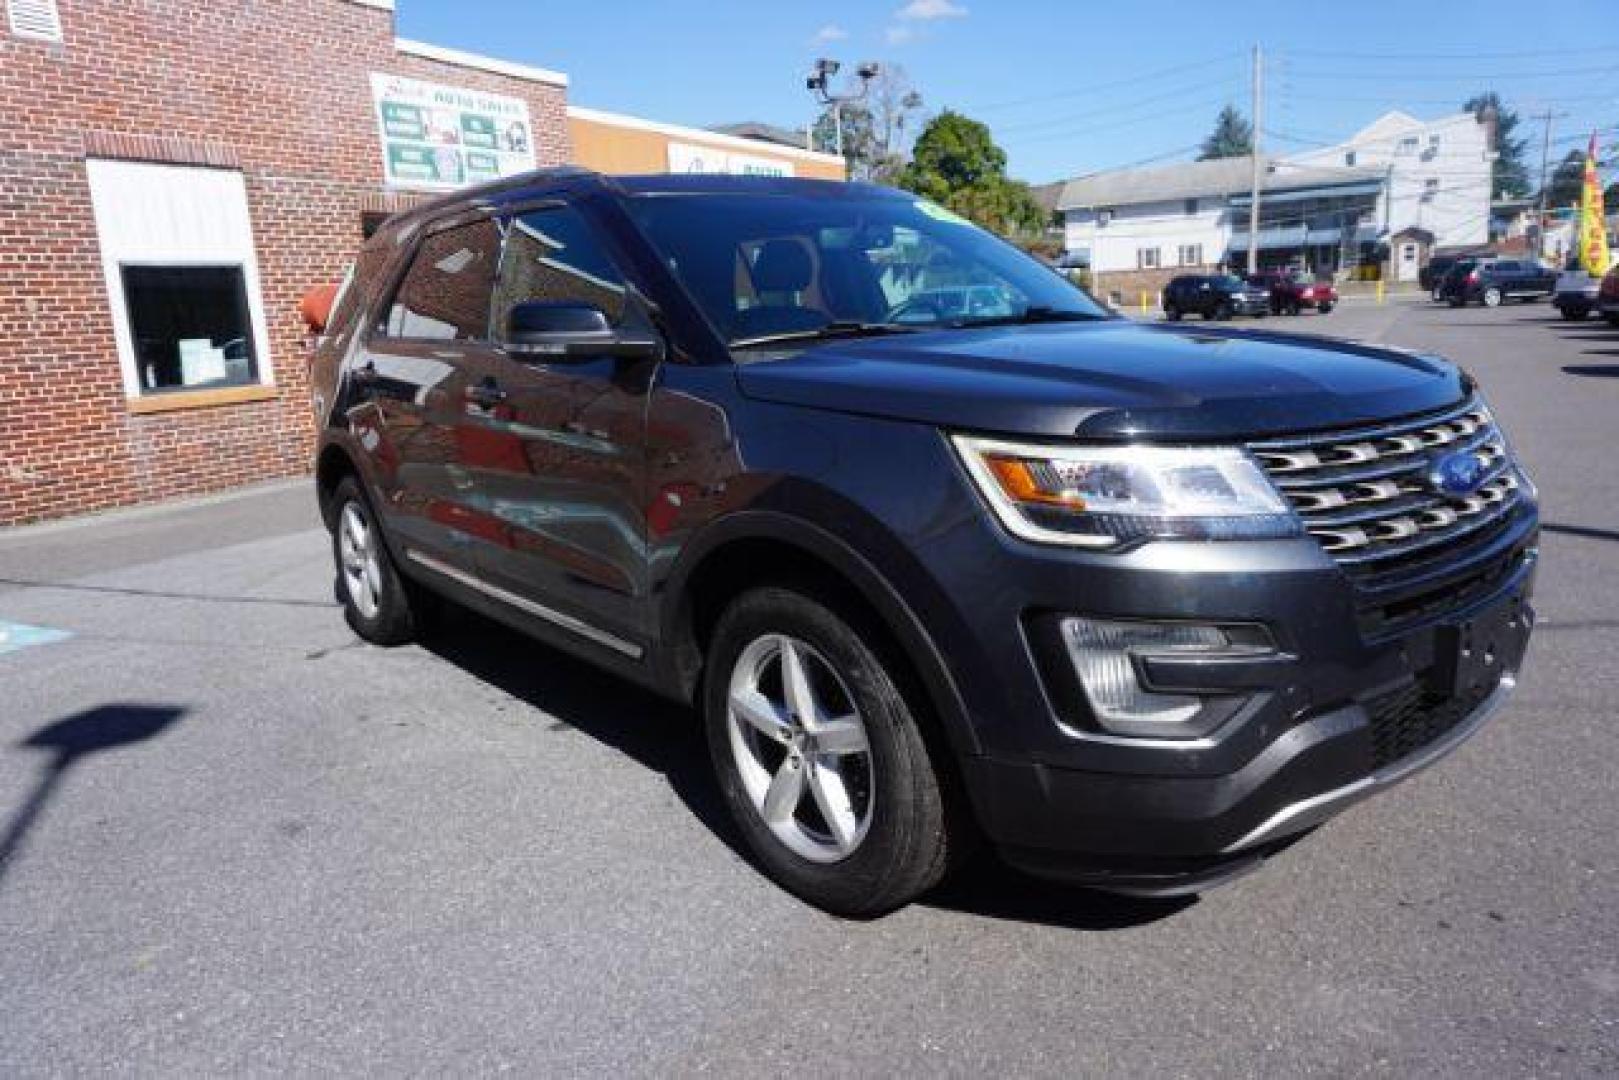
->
371;73;536;191
667;142;794;178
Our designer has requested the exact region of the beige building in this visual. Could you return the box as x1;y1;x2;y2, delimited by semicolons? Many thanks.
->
568;105;845;181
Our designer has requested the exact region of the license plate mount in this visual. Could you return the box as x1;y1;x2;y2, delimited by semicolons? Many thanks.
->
1428;589;1531;700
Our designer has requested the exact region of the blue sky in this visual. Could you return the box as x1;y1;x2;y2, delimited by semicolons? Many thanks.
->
397;1;1619;184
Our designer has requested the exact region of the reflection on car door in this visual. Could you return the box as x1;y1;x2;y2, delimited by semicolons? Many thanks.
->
349;214;507;571
467;203;660;654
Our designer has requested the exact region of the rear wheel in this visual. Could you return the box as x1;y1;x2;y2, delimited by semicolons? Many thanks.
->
1164;303;1181;321
1317;301;1334;314
703;587;956;916
331;476;419;646
1216;301;1234;321
1605;313;1619;328
1482;286;1503;308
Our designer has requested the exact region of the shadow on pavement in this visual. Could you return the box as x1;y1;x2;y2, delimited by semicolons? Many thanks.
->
419;605;1186;931
0;704;186;886
0;577;335;609
1543;522;1619;543
1562;363;1619;376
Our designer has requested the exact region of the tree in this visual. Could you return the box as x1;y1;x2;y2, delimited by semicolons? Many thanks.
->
897;110;1045;237
1464;92;1530;198
1542;149;1587;210
1197;105;1253;161
1606;181;1619;208
811;66;925;183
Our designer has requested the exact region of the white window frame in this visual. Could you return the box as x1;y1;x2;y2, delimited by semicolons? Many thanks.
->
1137;246;1161;270
1178;243;1202;267
6;0;63;41
1396;136;1419;156
85;159;274;399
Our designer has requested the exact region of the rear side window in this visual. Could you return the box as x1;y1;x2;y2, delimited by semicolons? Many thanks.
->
493;205;629;337
382;219;502;341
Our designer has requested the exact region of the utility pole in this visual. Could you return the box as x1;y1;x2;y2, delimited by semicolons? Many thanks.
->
1533;108;1568;261
1247;43;1263;274
806;59;879;175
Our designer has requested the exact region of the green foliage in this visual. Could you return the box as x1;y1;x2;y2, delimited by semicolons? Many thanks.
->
896;110;1045;237
1465;92;1530;198
1543;149;1587;210
1197;105;1253;161
810;68;924;183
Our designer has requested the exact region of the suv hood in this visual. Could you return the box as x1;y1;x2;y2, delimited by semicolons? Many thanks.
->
735;321;1467;440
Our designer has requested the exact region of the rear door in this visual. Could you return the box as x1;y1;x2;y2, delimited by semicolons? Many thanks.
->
466;201;662;655
349;214;507;570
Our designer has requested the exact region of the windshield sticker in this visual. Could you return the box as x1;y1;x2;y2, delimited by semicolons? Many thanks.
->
914;200;972;226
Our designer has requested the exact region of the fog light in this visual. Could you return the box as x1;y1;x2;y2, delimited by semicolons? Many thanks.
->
1059;618;1269;736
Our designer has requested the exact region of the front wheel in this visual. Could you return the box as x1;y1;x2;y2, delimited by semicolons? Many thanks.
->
1317;301;1335;314
1482;286;1503;308
1164;303;1181;321
704;587;957;916
331;476;419;646
1216;301;1234;321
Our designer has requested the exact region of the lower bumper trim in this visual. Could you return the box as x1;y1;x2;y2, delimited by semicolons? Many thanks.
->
1222;673;1516;853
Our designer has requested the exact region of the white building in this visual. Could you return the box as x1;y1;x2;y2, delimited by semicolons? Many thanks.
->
1057;111;1494;284
1288;110;1492;281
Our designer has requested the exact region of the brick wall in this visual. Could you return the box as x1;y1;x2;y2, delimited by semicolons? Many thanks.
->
0;0;571;525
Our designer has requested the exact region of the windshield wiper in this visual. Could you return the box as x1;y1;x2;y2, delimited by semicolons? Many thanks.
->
947;306;1109;329
731;321;923;349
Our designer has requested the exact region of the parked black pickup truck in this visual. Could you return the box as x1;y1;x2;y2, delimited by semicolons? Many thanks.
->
1440;258;1556;307
306;171;1539;915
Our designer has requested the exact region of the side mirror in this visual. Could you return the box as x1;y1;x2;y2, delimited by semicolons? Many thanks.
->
505;301;660;361
300;282;339;334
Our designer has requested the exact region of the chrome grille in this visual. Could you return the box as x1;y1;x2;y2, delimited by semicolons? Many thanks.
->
1249;398;1525;571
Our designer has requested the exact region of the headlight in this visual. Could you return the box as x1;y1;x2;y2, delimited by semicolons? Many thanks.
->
951;435;1300;548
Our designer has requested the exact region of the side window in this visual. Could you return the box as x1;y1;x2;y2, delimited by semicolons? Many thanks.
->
494;205;629;339
383;219;502;341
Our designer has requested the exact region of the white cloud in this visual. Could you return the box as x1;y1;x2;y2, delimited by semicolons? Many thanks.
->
895;0;968;20
885;24;918;44
810;23;848;45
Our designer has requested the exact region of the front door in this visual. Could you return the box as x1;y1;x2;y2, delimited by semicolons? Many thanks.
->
468;203;661;655
1398;242;1420;282
351;214;505;570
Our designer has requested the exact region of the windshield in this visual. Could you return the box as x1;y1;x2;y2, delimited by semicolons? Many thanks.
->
624;192;1109;344
1214;275;1247;290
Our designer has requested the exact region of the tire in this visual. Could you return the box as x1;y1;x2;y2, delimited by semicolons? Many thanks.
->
1317;301;1334;314
330;476;419;646
1605;314;1619;328
1216;301;1234;321
1164;303;1181;321
703;586;957;916
1448;295;1465;308
1482;286;1503;308
1559;304;1584;321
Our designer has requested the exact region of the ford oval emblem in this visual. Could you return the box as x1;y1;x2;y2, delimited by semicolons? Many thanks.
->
1430;450;1489;496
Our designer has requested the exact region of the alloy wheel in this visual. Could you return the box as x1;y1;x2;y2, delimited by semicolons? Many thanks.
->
338;500;382;620
726;634;874;863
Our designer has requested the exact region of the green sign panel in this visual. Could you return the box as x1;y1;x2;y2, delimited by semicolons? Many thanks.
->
370;72;537;192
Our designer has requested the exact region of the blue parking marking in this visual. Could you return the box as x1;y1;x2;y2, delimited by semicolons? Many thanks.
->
0;621;73;656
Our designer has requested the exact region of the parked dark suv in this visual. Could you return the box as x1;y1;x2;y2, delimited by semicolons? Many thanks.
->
1440;258;1556;307
308;171;1539;915
1162;273;1271;320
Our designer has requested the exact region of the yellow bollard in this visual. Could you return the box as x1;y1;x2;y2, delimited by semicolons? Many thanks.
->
1376;279;1385;304
1140;290;1149;315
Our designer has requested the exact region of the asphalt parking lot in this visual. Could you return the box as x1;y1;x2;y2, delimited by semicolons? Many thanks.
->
1;299;1615;1075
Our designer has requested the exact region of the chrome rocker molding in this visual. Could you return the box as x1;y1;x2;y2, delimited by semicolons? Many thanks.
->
405;549;644;660
1224;673;1518;853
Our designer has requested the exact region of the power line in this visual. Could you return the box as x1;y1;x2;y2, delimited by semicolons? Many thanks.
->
1004;96;1245;146
996;76;1245;135
1282;44;1619;61
1283;62;1619;83
976;53;1241;112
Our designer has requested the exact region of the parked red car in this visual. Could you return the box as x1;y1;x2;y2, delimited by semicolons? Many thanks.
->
1599;265;1619;327
1246;270;1338;315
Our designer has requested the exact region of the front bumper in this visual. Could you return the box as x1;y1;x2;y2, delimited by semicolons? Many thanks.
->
925;496;1539;895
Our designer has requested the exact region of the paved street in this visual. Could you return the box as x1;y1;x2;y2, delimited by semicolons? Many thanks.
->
1;300;1615;1075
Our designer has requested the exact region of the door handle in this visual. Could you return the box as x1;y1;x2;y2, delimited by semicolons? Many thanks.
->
465;378;508;408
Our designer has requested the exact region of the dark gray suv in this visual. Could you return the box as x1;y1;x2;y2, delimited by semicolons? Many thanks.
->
308;170;1539;915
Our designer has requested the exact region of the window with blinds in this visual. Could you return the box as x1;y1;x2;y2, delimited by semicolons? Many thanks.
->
7;0;63;42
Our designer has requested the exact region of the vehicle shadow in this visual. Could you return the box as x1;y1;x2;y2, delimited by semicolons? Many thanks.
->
0;704;186;887
418;605;1187;931
1563;363;1619;375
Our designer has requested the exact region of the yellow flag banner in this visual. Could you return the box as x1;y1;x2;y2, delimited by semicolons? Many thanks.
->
1579;134;1610;276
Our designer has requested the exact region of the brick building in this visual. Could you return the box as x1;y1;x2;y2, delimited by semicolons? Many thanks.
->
0;0;841;526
